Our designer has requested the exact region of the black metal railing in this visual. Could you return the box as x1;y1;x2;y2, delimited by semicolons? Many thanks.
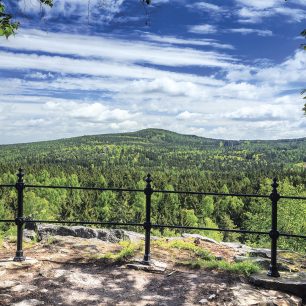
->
0;168;305;278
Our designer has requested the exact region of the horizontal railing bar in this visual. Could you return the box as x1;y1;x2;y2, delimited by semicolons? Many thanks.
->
153;189;270;198
0;219;15;223
280;196;306;200
26;220;144;227
26;184;143;193
152;224;269;235
1;183;303;200
279;233;306;239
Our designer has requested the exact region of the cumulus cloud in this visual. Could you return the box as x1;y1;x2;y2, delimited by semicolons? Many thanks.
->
128;78;201;97
224;104;297;122
226;50;306;86
45;101;137;123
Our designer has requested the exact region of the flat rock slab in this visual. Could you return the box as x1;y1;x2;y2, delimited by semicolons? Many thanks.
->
0;280;21;290
0;258;40;270
126;259;167;273
37;224;129;243
231;283;302;306
250;272;306;301
12;299;45;306
182;233;219;244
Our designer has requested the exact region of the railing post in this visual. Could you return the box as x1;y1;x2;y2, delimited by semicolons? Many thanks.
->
143;174;153;265
267;177;280;277
13;168;26;262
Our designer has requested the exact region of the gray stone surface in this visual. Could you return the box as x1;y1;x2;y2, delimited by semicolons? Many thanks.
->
12;299;45;306
0;258;40;270
250;271;306;301
249;248;271;258
0;280;21;290
220;241;251;256
182;233;219;244
126;259;167;273
23;229;37;242
0;294;13;305
124;230;145;242
231;283;302;306
37;224;130;243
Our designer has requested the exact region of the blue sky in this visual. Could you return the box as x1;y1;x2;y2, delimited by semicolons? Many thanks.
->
0;0;305;144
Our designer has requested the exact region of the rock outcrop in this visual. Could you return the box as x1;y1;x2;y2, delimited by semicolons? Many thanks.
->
36;224;131;243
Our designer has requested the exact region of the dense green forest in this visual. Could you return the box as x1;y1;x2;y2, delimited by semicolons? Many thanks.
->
0;129;305;251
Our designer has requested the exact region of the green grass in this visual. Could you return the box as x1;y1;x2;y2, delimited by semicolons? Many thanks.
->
153;238;214;260
0;233;4;248
154;238;259;276
93;241;142;263
181;258;260;276
4;226;17;243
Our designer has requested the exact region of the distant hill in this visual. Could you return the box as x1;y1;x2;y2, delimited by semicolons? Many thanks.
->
1;127;305;148
0;129;305;171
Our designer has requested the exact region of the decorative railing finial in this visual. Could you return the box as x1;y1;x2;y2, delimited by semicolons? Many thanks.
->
145;173;152;187
271;177;278;191
17;168;24;183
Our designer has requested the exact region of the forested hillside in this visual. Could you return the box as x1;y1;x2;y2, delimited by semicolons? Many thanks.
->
0;129;305;251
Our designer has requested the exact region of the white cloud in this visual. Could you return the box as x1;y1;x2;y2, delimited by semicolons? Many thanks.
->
235;0;279;10
70;104;134;122
143;34;234;49
237;7;273;23
176;111;203;121
25;72;54;79
235;0;306;23
225;104;298;121
128;77;202;97
187;2;225;13
228;28;273;37
189;24;217;34
226;50;306;86
1;29;234;69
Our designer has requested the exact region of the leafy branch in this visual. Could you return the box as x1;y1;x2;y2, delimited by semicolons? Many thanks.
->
0;0;53;38
0;1;19;38
301;29;306;50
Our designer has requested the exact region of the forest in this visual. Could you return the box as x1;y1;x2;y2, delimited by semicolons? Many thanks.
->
0;128;305;252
